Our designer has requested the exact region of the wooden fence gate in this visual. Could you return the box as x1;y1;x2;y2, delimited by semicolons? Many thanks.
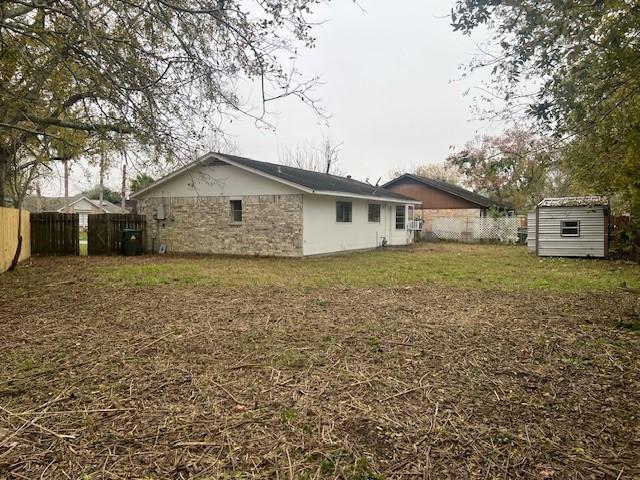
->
88;214;146;255
30;213;79;255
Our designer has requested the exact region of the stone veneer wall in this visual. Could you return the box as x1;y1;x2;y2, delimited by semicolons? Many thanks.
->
139;195;303;257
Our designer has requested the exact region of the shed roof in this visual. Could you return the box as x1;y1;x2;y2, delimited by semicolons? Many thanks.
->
133;152;419;203
382;174;510;209
537;196;609;208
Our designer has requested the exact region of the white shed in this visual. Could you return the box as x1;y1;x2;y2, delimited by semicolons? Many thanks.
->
527;196;609;258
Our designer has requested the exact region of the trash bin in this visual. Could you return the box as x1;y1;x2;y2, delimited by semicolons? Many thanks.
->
121;228;143;256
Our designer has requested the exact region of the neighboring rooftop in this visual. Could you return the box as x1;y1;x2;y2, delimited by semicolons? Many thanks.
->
21;194;83;212
383;173;510;209
96;200;127;213
134;152;419;202
21;195;128;213
538;196;609;208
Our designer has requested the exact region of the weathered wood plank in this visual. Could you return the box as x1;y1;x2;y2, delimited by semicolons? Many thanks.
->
0;207;31;273
87;214;146;255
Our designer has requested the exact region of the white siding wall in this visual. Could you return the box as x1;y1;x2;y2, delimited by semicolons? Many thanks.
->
302;195;413;256
527;211;536;253
537;206;606;258
139;164;300;198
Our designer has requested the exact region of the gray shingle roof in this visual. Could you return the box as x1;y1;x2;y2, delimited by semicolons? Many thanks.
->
94;200;128;213
382;174;510;209
216;154;417;201
537;196;609;208
134;152;418;202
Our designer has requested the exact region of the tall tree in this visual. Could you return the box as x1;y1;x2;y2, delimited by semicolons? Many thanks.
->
0;1;327;200
280;137;343;175
451;1;640;216
447;127;571;212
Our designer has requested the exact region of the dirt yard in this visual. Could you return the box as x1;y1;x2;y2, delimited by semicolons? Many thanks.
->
1;244;639;479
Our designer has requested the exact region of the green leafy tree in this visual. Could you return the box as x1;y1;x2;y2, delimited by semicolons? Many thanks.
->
84;186;121;204
130;173;155;193
451;1;640;217
447;127;572;212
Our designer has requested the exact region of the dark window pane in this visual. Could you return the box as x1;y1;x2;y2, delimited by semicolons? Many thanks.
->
368;204;380;222
336;201;352;222
230;200;242;223
395;205;405;229
561;220;579;236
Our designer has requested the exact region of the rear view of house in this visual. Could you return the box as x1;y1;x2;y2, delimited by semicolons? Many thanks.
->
528;196;609;258
132;153;420;257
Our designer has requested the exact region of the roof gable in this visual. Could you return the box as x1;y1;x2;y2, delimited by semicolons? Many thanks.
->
58;196;102;212
383;174;509;209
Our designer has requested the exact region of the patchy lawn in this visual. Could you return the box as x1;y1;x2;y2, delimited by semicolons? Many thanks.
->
1;244;639;479
95;243;640;293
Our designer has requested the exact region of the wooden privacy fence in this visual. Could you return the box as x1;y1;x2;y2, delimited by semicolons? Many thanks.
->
88;214;146;255
432;216;518;244
1;207;31;273
30;212;79;255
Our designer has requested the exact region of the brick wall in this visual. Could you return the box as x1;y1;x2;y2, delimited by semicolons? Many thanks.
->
416;208;483;235
139;195;303;257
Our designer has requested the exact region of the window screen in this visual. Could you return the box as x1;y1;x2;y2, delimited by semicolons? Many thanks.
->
395;205;406;230
230;200;242;223
561;220;579;236
368;204;381;223
336;201;352;222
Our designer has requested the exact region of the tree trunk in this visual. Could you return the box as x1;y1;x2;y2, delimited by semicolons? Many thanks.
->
36;182;42;212
7;204;23;272
99;151;105;207
64;159;70;212
0;149;8;207
121;162;127;211
8;165;38;272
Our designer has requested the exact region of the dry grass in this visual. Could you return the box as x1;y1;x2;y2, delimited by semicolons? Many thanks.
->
1;247;639;479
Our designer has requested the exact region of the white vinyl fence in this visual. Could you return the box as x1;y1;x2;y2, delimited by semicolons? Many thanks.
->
431;216;518;243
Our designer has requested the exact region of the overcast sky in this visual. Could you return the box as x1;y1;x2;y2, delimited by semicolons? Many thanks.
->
46;0;499;197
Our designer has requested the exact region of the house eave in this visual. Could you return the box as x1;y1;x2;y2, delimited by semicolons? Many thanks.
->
132;153;419;204
311;190;421;204
56;195;108;213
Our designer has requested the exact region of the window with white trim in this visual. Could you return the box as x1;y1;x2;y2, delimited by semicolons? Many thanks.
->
368;203;381;223
336;201;352;222
230;199;243;223
561;220;580;237
395;205;406;230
